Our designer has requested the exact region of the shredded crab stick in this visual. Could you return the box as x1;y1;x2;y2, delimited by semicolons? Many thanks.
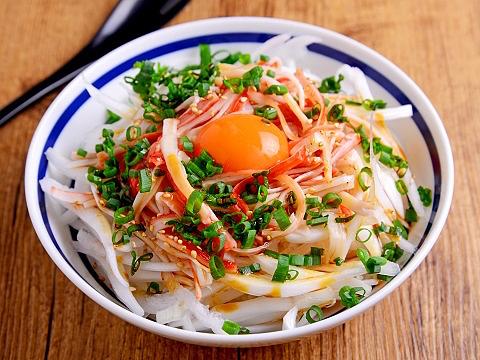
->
40;35;433;334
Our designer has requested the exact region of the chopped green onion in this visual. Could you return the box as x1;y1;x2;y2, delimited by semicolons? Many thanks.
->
266;69;276;78
259;54;270;62
357;248;387;273
272;254;290;282
257;184;268;202
202;221;223;239
358;167;372;191
334;257;344;266
355;228;372;243
265;84;288;95
303;256;313;266
130;251;153;275
306;196;322;208
327;103;348;123
239;53;251;64
180;136;194;152
254;106;278;120
199;43;212;79
242;66;263;89
306;305;324;323
106;197;121;210
286;269;299;280
222;320;245;335
242;194;258;204
146;282;161;294
106;110;121;124
395;179;408;195
103;167;118;178
405;202;418;223
310;247;323;265
238;263;261;275
264;249;279;259
392;219;408;239
304;104;322;120
319;74;344;93
223;78;244;94
126;126;141;141
76;148;87;157
366;256;387;273
185;190;205;215
114;206;134;225
322;192;342;208
345;99;362;106
139;168;152;193
335;213;356;223
272;207;291;230
306;215;329;226
95;144;104;153
127;224;145;236
339;286;365;308
289;254;305;266
209;255;225;280
362;99;387;111
382;242;404;262
418;186;432;206
112;229;129;245
242;229;256;249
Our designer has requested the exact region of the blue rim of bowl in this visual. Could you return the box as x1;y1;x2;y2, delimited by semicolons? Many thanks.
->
37;32;441;312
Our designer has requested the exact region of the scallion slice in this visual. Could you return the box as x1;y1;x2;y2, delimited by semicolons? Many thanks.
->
139;168;152;193
114;206;134;225
180;136;194;152
339;286;365;308
185;190;204;215
418;186;432;206
395;179;408;195
209;255;225;280
322;192;342;208
286;269;299;280
355;228;372;243
273;207;291;230
272;254;290;282
265;84;288;95
257;184;268;202
264;250;279;259
242;229;256;249
76;148;87;157
358;167;372;191
259;54;270;62
130;251;153;275
222;320;245;335
306;305;324;323
126;125;141;141
238;263;261;275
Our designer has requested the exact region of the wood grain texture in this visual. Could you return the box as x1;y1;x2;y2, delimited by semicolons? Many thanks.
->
0;0;478;359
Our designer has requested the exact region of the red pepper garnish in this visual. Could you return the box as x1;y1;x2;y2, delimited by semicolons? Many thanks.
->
223;259;237;273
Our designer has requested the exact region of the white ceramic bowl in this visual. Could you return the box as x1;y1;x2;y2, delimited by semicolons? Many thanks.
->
25;17;454;347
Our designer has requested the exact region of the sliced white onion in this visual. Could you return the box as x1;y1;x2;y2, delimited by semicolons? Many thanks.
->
377;105;413;121
335;64;373;100
282;306;298;330
379;261;401;276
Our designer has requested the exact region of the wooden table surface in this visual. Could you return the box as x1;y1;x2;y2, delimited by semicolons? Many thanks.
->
1;0;478;359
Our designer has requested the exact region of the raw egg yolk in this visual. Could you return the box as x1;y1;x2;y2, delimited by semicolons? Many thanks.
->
195;114;289;172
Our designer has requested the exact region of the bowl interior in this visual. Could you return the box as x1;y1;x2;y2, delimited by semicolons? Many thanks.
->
25;17;450;347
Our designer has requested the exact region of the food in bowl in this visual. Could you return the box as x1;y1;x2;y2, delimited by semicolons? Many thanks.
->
39;35;432;335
